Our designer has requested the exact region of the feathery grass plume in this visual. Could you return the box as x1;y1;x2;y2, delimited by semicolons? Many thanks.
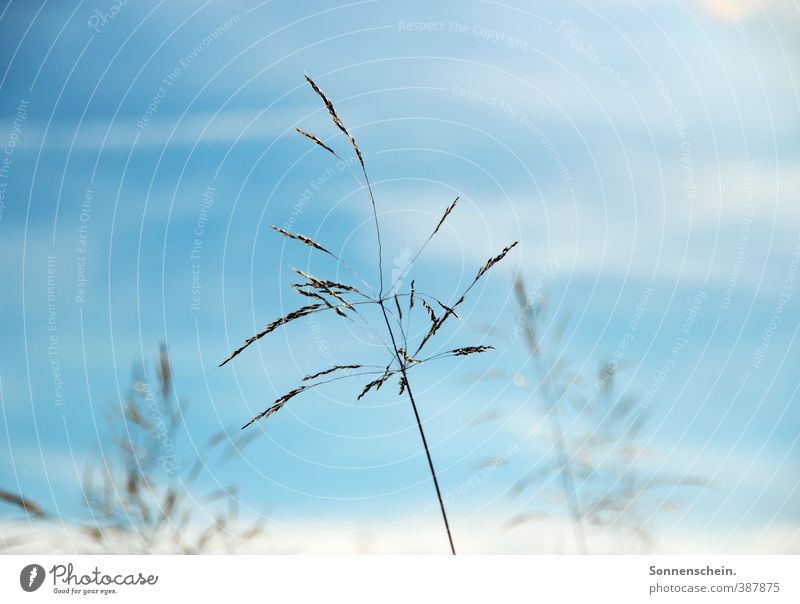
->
421;299;438;324
304;74;364;168
219;75;519;555
292;268;360;309
0;490;47;518
510;464;560;499
433;196;459;235
512;277;546;355
158;342;172;398
467;408;505;427
290;284;319;298
356;366;394;400
0;345;267;553
278;219;375;296
414;241;519;356
294;288;349;318
303;364;363;381
475;241;520;282
504;511;547;529
220;429;261;463
434;298;461;320
219;304;324;367
84;345;267;553
295;128;338;157
448;345;495;356
242;386;308;429
290;283;351;318
271;226;334;256
393;293;403;321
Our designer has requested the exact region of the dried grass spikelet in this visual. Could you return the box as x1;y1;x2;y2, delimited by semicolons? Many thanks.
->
295;128;338;157
434;298;461;320
219;304;324;367
415;241;519;355
504;511;547;529
399;347;420;365
0;489;47;518
291;286;348;318
475;241;520;282
303;364;362;381
271;225;334;256
304;75;364;169
432;197;459;236
293;268;357;310
158;342;172;398
393;293;403;321
357;366;393;400
449;345;495;356
242;386;308;429
422;299;438;324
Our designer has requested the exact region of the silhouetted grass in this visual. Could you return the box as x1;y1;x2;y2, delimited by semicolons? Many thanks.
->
219;75;518;554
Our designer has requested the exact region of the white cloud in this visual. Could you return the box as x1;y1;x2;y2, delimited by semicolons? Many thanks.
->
0;107;298;152
3;514;797;554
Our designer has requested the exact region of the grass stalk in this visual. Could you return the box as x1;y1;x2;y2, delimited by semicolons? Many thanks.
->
220;75;517;554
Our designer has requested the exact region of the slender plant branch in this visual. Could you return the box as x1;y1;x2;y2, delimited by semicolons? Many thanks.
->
537;364;588;555
377;299;456;554
363;172;386;299
347;86;455;552
401;363;456;554
518;289;587;554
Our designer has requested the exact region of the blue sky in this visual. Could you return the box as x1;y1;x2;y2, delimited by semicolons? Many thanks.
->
0;0;798;553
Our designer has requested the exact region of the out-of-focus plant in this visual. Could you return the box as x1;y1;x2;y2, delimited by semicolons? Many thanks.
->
483;278;706;553
1;344;265;553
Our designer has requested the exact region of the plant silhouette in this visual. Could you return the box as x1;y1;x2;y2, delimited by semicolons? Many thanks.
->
219;75;518;554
